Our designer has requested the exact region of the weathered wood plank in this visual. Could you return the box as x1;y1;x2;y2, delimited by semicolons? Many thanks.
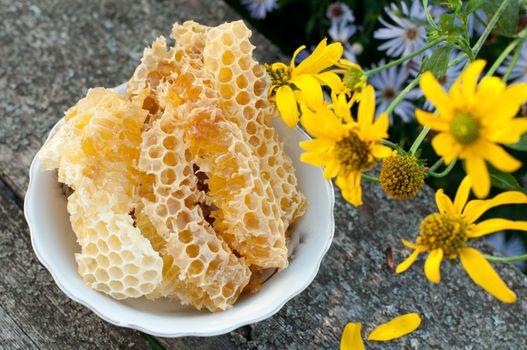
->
0;305;40;350
2;0;527;349
0;0;281;199
0;185;157;349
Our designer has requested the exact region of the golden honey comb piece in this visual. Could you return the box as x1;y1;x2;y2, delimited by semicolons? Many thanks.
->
39;88;163;299
186;107;288;269
138;108;251;311
202;21;307;228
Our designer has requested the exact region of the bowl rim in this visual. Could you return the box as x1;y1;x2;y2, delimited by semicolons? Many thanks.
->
24;85;335;337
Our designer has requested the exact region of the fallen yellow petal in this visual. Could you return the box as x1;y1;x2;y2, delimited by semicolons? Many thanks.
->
340;322;365;350
368;313;422;341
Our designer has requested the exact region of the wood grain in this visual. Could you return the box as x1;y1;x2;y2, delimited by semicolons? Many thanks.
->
2;0;527;349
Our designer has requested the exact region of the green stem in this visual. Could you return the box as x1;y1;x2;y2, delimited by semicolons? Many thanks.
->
365;38;444;77
385;77;420;116
362;174;380;183
382;139;399;150
503;38;526;82
408;126;430;156
427;158;457;178
471;0;511;58
427;157;444;173
484;253;527;263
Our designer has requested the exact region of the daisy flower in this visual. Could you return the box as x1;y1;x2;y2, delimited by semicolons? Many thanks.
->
326;2;355;24
416;59;527;198
241;0;277;20
397;176;527;303
373;1;427;58
498;44;527;83
369;60;417;123
266;39;343;127
328;20;356;44
299;85;392;206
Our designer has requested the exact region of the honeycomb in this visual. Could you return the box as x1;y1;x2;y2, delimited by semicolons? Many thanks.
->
137;108;252;311
39;88;163;299
39;20;307;311
201;21;307;228
186;107;288;269
128;21;306;229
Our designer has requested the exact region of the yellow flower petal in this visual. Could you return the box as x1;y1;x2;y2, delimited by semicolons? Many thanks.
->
481;142;522;173
486;83;527;121
370;144;392;159
435;189;455;214
463;191;527;223
453;176;472;214
461;60;486;99
415;109;449;131
337;172;363;206
367;313;422;341
290;45;307;69
402;239;418;249
292;74;324;110
459;247;517;303
487;118;527;144
299;138;335;151
323;158;340;179
358;85;375;134
431;133;461;164
465;156;490;199
293;39;343;76
340;323;365;350
468;218;527;238
396;249;420;274
474;76;506;114
332;92;353;123
300;103;347;140
419;72;452;115
424;249;443;283
316;71;344;92
300;151;331;166
369;113;389;141
276;85;299;128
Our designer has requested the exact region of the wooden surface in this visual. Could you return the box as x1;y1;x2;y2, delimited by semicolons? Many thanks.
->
1;0;527;349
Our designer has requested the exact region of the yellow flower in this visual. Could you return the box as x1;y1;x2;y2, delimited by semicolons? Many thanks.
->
396;176;527;303
299;85;392;206
340;313;421;350
417;59;527;198
266;38;343;127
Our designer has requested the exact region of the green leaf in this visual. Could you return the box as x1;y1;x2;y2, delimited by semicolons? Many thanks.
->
482;0;520;37
489;167;525;192
466;0;485;13
506;134;527;151
425;45;453;78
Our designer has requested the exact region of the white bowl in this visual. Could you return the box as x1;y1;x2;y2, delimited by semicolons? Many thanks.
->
24;83;335;337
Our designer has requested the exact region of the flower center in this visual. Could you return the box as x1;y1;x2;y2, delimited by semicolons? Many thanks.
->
383;86;396;100
419;213;468;259
405;27;418;41
379;153;424;200
264;64;291;89
449;112;480;145
343;66;366;92
329;4;344;18
334;131;376;173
